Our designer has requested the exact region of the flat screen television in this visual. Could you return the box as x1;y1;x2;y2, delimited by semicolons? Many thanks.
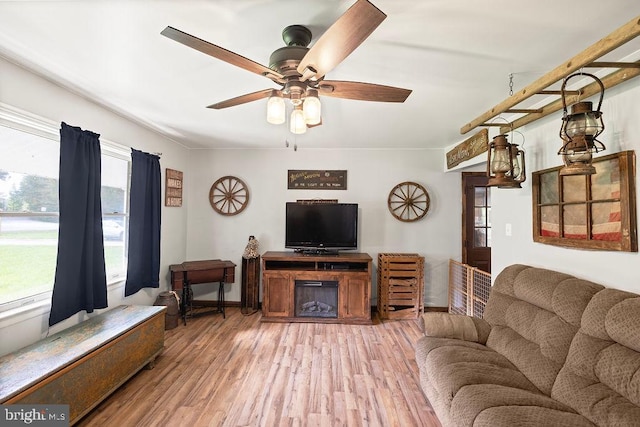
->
285;202;358;253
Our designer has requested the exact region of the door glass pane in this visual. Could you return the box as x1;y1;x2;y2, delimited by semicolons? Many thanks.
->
474;208;486;226
486;187;491;206
474;187;486;206
487;227;492;247
474;228;486;247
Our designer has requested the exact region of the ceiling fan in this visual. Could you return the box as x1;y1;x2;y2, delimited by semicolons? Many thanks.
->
161;0;411;133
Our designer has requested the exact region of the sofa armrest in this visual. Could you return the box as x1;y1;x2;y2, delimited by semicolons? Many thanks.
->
421;312;491;344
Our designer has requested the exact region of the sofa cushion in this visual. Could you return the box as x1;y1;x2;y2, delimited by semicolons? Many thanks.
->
421;312;491;343
450;384;594;427
552;288;640;426
483;265;604;395
415;335;531;427
473;407;595;427
486;265;602;328
415;335;492;361
606;297;640;353
423;342;541;411
415;336;498;427
581;288;637;340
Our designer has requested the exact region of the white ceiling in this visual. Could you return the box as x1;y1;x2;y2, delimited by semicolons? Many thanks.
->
1;1;639;150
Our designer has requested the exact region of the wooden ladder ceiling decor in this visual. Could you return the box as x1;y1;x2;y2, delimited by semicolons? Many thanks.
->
461;15;640;136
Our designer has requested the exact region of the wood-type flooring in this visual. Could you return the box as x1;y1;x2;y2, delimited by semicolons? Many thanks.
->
77;308;441;427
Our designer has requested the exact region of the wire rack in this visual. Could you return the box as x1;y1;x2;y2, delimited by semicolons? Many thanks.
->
448;260;491;318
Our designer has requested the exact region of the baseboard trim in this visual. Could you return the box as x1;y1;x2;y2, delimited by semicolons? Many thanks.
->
221;302;448;313
424;307;448;312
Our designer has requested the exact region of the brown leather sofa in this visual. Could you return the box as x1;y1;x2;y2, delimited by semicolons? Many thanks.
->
415;264;640;426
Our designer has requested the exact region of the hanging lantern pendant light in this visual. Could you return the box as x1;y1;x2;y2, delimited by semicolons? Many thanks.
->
558;73;606;176
487;134;526;188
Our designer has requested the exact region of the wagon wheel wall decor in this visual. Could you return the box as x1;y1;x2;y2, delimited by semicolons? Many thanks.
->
209;176;249;216
387;181;430;222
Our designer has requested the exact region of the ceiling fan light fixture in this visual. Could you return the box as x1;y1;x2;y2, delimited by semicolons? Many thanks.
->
303;89;321;125
162;1;412;138
290;105;307;134
266;91;286;125
300;66;318;82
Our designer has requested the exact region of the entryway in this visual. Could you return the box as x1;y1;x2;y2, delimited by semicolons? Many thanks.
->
462;172;491;274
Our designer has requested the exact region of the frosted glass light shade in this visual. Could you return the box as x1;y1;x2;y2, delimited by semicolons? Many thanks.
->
303;93;321;125
266;94;286;124
290;107;307;134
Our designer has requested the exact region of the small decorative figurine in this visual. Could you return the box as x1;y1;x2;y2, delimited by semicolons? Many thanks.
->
243;235;259;259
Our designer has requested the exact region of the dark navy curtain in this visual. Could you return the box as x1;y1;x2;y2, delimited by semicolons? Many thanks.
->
49;122;107;326
124;149;161;296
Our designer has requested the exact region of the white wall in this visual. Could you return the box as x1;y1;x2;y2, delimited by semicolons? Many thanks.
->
0;57;189;356
0;54;474;356
492;78;640;293
185;147;461;308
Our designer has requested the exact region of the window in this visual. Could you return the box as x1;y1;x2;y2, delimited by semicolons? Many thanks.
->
474;186;491;247
0;106;131;310
532;151;637;252
100;148;130;282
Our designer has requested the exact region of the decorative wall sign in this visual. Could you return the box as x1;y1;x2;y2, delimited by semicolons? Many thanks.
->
446;129;489;169
165;168;183;207
296;199;338;204
288;170;347;190
532;150;637;252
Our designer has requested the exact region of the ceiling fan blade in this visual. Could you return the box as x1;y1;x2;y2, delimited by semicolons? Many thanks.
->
318;80;411;103
297;0;386;80
161;26;285;83
207;89;275;109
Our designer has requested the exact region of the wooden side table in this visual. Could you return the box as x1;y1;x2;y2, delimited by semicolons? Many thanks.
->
241;256;260;315
169;259;236;325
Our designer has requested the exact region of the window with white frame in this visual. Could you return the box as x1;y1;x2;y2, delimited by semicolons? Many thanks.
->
0;105;131;311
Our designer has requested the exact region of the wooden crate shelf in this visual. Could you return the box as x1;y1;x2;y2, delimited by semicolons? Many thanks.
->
377;253;425;320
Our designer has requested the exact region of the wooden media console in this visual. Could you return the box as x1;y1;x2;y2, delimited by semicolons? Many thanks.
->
261;251;372;324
